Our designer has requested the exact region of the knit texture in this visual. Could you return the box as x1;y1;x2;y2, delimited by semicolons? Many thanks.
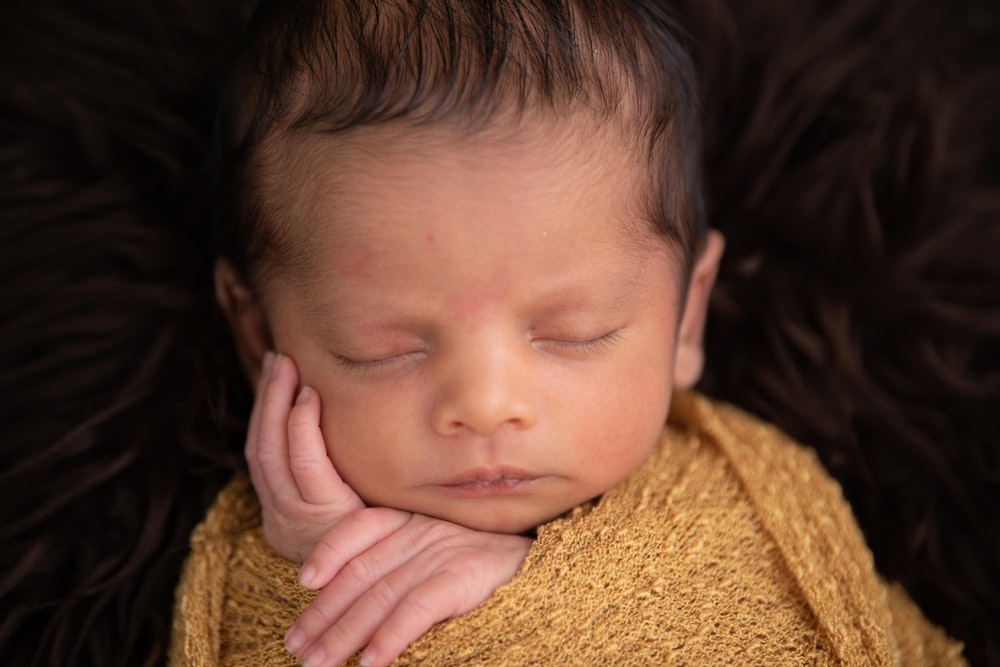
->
170;392;965;665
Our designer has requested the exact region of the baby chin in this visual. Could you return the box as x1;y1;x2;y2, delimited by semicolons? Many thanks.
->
400;475;589;535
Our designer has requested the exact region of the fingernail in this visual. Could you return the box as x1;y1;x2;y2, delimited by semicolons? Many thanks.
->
295;385;313;405
262;351;275;379
299;563;317;588
359;647;377;667
270;352;282;379
285;626;306;654
302;647;325;667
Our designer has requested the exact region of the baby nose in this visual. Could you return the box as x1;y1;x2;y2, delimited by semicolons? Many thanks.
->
430;348;538;437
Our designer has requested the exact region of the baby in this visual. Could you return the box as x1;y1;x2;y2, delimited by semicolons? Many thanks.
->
172;0;966;665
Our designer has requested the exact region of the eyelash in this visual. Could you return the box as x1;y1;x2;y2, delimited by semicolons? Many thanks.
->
333;330;623;377
537;329;624;354
333;351;422;376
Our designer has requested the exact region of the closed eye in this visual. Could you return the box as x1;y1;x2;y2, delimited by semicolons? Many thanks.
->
332;350;426;377
534;329;624;355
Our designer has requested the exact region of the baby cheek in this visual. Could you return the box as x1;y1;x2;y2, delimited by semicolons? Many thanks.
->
316;388;423;498
600;366;671;470
316;396;383;474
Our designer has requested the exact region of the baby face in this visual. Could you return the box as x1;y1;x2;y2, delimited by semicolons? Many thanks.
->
250;119;709;534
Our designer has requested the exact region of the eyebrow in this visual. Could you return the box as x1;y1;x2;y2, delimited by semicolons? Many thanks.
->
280;224;678;327
297;269;657;336
297;296;413;334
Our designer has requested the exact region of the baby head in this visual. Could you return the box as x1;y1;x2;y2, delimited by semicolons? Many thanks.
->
214;0;724;533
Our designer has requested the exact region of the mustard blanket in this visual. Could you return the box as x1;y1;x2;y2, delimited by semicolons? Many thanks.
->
170;392;965;665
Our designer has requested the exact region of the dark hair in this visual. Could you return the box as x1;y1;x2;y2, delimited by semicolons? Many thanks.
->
213;0;707;282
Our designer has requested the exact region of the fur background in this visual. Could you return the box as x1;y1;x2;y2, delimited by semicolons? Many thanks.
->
1;0;997;664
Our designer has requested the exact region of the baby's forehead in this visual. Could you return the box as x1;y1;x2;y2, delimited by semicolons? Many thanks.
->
261;111;654;231
253;114;669;277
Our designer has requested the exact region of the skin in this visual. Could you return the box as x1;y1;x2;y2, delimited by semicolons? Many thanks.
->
217;115;724;666
243;352;535;667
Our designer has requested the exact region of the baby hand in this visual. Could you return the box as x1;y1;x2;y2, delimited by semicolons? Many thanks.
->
247;352;365;562
285;509;533;667
250;351;534;666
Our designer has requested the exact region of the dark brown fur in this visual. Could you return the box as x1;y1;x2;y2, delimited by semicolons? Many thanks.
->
680;3;1000;663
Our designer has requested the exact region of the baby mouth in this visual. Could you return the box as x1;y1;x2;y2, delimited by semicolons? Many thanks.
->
438;469;539;497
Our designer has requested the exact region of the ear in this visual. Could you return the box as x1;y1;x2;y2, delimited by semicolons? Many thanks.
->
672;230;725;389
214;258;272;386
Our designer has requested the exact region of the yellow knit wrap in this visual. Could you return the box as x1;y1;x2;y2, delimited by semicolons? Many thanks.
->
170;392;964;666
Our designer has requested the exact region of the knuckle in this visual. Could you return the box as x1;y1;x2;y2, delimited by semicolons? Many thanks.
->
315;622;357;662
288;450;315;477
300;598;336;628
255;440;284;465
344;507;391;534
365;578;401;612
287;416;312;442
340;555;377;588
400;590;439;621
310;535;348;570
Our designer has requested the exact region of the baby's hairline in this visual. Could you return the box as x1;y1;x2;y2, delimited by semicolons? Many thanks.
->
215;0;708;289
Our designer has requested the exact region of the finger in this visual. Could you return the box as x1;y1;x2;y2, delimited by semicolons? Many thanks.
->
244;350;275;495
355;533;531;667
287;385;352;505
254;353;301;505
287;510;413;660
360;571;468;667
298;573;413;667
299;508;413;591
298;551;461;667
